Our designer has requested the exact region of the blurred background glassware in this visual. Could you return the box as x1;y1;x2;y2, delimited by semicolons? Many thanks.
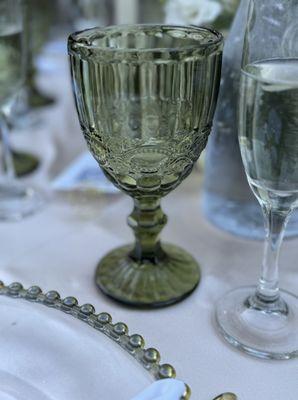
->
9;147;39;177
72;0;109;31
0;0;44;220
69;24;223;307
13;0;56;132
216;0;298;359
24;0;55;110
8;0;56;180
203;0;298;239
164;0;239;37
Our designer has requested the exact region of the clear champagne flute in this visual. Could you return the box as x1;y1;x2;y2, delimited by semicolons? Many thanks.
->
216;0;298;359
0;0;44;220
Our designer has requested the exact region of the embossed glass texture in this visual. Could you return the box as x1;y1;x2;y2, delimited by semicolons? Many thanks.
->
216;0;298;359
68;25;223;307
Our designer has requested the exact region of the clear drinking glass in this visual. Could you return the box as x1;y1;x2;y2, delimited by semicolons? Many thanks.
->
216;0;298;359
68;25;223;307
0;0;44;220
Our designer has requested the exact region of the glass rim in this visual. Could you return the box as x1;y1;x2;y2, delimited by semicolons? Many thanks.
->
68;24;223;54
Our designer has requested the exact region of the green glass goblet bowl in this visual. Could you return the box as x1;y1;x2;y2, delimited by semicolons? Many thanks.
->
68;24;223;307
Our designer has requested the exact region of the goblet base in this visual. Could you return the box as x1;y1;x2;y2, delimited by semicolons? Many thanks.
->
28;84;55;109
12;150;40;177
216;286;298;360
95;243;200;308
0;180;45;221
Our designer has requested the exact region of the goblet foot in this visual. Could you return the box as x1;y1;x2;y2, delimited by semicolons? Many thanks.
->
28;84;55;109
95;243;200;308
216;286;298;360
12;150;39;177
0;180;44;221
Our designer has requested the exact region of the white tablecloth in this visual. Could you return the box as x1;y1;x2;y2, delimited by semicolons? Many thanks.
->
1;45;298;400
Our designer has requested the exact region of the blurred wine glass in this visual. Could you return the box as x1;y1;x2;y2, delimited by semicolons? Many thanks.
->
25;0;55;110
73;0;110;30
0;0;44;220
13;0;56;131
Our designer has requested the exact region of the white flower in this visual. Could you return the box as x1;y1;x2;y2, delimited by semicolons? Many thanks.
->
165;0;223;26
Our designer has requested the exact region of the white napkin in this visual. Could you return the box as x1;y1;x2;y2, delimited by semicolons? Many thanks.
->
131;379;186;400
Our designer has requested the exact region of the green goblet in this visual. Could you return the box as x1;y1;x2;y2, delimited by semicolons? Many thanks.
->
68;25;223;307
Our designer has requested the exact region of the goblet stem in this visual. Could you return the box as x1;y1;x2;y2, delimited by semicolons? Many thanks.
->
95;194;200;306
216;202;298;359
251;205;291;310
128;197;167;263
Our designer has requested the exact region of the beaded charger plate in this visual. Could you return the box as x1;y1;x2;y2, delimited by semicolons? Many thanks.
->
0;281;190;400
